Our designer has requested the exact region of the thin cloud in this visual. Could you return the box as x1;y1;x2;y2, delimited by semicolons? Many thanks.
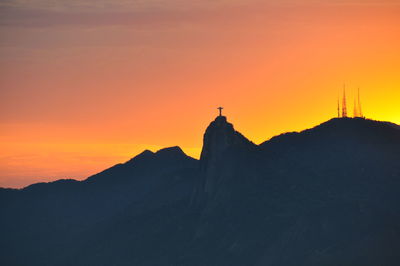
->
0;2;282;29
1;0;399;28
0;7;190;28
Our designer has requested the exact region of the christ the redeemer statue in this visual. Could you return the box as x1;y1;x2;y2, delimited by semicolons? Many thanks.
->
217;107;223;116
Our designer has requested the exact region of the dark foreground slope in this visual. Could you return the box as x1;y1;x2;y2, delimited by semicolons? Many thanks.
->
0;147;199;266
1;117;399;266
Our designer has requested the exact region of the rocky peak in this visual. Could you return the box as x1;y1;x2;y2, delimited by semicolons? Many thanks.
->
199;115;254;173
126;149;154;164
155;146;185;157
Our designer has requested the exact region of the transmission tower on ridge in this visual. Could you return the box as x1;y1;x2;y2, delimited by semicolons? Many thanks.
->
342;84;347;118
357;88;364;118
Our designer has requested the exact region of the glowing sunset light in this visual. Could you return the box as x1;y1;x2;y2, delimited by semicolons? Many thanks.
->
0;0;399;188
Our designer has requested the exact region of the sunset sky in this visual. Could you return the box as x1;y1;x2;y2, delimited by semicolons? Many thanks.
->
1;0;399;188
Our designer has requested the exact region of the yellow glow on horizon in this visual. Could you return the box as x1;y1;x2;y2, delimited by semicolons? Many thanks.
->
1;1;399;188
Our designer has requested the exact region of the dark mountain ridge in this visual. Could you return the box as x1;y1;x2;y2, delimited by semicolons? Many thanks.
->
1;116;399;266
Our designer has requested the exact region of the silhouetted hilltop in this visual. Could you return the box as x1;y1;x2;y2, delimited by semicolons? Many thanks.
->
200;115;255;169
262;117;400;148
199;115;256;198
1;116;399;266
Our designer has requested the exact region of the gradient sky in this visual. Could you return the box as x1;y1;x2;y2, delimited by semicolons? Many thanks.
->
1;0;399;188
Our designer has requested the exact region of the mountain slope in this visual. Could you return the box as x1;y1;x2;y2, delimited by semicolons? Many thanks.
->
185;117;400;266
0;147;198;266
0;117;399;266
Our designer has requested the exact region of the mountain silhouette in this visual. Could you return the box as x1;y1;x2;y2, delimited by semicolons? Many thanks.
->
1;116;400;266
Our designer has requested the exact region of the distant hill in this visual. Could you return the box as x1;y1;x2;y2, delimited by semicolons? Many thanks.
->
1;116;399;266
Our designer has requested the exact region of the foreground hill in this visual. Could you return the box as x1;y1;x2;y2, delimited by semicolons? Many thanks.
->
1;116;399;266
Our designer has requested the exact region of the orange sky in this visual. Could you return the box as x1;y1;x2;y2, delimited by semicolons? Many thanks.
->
1;0;399;188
